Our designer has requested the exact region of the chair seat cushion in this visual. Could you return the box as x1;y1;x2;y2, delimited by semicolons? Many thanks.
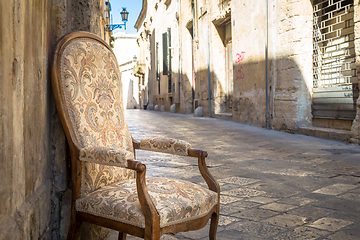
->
75;177;218;228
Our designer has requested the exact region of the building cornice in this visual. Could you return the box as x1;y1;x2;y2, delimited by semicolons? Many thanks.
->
135;0;147;30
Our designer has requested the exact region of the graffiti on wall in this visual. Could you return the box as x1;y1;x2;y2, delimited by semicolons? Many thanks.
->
236;52;245;80
235;52;245;63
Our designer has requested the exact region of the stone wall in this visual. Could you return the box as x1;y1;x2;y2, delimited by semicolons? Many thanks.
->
230;0;268;126
268;0;313;131
0;0;108;239
350;0;360;143
183;0;313;130
177;0;312;130
137;0;195;114
113;32;139;109
139;0;360;140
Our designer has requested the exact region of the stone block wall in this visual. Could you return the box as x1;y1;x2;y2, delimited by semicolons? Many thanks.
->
350;0;360;143
0;2;53;238
0;0;107;239
268;0;313;131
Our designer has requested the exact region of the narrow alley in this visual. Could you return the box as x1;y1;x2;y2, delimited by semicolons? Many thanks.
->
108;109;360;240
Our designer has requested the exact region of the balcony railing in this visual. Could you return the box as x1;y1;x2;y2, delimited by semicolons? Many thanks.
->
134;63;146;76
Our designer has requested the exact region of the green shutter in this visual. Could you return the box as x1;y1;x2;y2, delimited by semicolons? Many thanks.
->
167;28;172;93
156;42;159;81
168;28;171;74
162;32;168;75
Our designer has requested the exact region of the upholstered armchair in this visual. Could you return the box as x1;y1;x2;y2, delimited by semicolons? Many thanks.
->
51;31;220;240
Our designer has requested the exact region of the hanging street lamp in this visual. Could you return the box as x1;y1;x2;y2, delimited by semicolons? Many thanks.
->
106;7;129;31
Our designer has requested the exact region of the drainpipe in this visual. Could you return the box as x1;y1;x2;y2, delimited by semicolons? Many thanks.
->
192;1;196;108
207;29;211;117
265;0;270;129
178;0;181;104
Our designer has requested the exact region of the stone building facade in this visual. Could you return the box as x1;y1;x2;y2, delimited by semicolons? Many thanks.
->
112;31;140;109
136;0;360;142
136;0;188;112
0;0;113;239
135;0;153;111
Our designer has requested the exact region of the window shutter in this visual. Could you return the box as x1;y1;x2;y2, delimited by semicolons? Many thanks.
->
168;28;171;74
167;28;172;93
162;32;168;75
156;42;159;81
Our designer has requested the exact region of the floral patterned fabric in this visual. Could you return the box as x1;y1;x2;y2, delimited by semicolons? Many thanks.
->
140;137;191;156
76;177;218;228
81;161;135;197
59;38;135;195
80;146;134;167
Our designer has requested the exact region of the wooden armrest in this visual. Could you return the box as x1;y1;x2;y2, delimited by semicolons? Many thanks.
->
133;137;219;195
138;137;191;156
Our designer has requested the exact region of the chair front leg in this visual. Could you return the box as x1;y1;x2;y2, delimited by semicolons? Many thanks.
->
209;211;219;240
118;232;127;240
67;206;82;240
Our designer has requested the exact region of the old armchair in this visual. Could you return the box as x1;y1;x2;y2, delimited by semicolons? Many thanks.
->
51;31;220;240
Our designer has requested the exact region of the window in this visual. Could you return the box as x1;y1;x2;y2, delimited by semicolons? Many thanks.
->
156;42;160;94
162;32;169;75
156;42;160;81
167;28;172;93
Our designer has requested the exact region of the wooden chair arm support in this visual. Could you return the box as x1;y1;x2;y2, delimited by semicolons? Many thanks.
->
127;159;146;171
127;159;160;236
188;148;208;158
188;149;220;194
132;138;141;150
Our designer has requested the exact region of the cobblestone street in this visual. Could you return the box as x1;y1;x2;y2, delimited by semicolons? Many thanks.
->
108;109;360;240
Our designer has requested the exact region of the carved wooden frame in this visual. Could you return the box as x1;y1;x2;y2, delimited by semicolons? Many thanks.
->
51;31;220;240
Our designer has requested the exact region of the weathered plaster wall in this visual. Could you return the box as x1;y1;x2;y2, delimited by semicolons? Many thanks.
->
179;0;197;114
113;32;139;109
268;0;313;131
230;0;267;126
144;0;198;115
0;2;53;238
194;1;214;117
209;1;229;116
142;0;188;112
350;0;360;143
207;0;312;130
187;0;312;130
0;0;107;239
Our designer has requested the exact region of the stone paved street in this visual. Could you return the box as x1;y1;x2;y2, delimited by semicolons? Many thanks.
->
108;109;360;240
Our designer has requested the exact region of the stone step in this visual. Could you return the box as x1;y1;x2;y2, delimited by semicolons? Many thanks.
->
214;112;233;121
299;126;351;142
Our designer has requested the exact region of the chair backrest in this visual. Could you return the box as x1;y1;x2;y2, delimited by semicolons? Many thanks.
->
52;32;135;197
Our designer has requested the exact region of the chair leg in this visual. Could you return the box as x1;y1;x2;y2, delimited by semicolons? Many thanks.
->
118;232;127;240
67;209;82;240
209;212;219;240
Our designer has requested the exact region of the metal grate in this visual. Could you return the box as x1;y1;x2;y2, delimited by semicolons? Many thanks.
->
312;0;358;120
313;0;355;87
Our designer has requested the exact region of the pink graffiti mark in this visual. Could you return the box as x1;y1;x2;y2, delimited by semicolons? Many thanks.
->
235;51;245;64
237;67;245;80
235;51;245;80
